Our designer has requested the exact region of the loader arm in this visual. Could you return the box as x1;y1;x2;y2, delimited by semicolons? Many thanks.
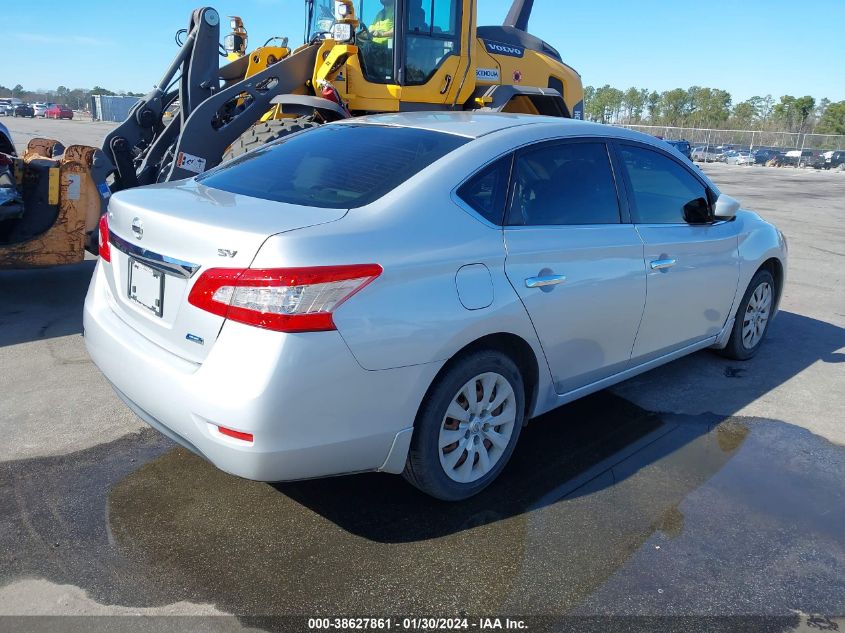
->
163;43;319;181
103;7;222;192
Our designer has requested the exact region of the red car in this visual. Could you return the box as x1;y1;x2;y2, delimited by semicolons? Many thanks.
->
44;104;73;120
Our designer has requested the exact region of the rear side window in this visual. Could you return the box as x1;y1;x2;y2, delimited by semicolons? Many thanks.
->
619;145;709;224
197;124;468;209
507;141;621;226
456;157;511;225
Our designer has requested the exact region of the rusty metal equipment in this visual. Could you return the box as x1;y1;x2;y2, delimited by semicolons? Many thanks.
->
0;139;110;269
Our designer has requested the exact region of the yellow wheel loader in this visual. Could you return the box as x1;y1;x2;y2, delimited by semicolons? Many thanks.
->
0;0;582;268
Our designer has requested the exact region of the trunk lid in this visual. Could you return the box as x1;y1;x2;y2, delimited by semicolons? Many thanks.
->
103;179;347;363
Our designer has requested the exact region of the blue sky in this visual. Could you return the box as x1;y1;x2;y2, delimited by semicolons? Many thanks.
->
4;0;844;102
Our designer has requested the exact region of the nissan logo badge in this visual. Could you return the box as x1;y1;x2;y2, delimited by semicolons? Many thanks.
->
131;217;143;240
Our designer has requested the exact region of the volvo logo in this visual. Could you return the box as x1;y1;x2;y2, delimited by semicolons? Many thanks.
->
483;40;525;58
131;217;143;240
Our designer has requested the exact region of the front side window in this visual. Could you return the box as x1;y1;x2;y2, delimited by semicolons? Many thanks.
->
198;124;468;209
506;142;621;226
405;0;461;85
619;145;710;224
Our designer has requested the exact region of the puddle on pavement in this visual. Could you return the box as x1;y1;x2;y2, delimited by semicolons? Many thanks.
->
1;392;844;621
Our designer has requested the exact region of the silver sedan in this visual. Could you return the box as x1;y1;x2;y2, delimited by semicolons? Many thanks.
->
84;112;787;500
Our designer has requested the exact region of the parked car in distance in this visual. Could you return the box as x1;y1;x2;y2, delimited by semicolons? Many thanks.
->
33;102;48;117
44;104;73;120
753;148;784;165
782;149;824;168
13;103;35;118
692;146;723;162
664;139;692;160
725;150;753;165
0;99;12;116
714;146;738;162
823;150;845;170
84;113;787;501
806;150;827;169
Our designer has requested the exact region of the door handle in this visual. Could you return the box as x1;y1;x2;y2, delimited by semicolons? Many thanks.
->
525;274;567;288
650;258;677;270
440;74;453;95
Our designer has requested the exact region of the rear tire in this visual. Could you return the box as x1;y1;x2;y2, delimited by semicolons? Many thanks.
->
403;350;525;501
221;117;319;163
719;269;776;361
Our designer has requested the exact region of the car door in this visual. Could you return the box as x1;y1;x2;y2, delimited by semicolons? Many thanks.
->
502;139;647;395
616;142;740;363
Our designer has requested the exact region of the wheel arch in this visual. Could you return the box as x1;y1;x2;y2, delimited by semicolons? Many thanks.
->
758;256;785;314
414;332;541;429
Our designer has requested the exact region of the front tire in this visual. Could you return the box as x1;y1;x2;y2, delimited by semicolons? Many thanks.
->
719;269;776;360
221;117;319;163
403;350;525;501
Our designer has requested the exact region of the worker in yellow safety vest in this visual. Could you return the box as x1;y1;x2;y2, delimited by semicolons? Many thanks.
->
369;0;395;45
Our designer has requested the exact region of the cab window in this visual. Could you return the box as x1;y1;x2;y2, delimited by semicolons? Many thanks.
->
359;0;397;83
405;0;462;85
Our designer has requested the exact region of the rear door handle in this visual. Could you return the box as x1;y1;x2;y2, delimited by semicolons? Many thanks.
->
650;258;676;270
525;274;567;288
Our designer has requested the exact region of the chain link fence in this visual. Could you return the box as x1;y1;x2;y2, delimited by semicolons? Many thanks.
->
614;124;845;152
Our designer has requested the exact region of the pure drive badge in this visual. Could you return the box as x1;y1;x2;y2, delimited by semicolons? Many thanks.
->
483;40;525;58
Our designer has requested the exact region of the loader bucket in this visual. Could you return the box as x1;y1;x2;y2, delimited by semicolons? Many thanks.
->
0;140;107;269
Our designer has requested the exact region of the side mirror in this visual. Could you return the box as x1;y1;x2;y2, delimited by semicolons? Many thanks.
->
713;194;740;220
683;197;711;224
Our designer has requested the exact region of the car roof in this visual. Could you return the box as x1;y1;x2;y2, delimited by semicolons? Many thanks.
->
344;111;652;142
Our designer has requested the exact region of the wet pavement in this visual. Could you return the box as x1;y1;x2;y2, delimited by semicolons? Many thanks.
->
2;392;843;630
1;146;843;631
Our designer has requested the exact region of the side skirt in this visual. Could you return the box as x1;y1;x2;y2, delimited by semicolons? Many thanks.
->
533;335;721;417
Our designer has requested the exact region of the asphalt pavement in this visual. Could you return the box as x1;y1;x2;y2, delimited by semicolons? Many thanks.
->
0;117;843;630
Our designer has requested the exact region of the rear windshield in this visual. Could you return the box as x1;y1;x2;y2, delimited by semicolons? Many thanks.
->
197;124;469;209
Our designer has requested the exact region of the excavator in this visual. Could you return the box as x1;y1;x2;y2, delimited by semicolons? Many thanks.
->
0;0;582;268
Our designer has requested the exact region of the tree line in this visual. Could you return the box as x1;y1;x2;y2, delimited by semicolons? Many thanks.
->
0;84;145;110
583;85;845;136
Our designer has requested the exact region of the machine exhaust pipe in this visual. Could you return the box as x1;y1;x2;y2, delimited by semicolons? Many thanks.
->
504;0;534;31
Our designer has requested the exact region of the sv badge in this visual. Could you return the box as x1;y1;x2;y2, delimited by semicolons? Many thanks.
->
217;249;238;258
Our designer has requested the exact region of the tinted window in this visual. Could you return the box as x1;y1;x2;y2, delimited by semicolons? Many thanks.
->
456;157;511;225
619;145;709;224
198;125;468;209
506;142;620;226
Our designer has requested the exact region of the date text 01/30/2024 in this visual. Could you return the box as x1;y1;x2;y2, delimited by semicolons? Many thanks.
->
307;618;528;630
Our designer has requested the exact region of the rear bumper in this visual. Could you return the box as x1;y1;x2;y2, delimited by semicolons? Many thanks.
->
83;261;441;481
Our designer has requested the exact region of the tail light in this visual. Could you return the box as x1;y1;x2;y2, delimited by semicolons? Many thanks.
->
98;214;111;262
188;264;382;333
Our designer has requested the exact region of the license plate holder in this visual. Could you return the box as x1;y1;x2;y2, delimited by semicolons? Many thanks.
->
128;259;165;317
